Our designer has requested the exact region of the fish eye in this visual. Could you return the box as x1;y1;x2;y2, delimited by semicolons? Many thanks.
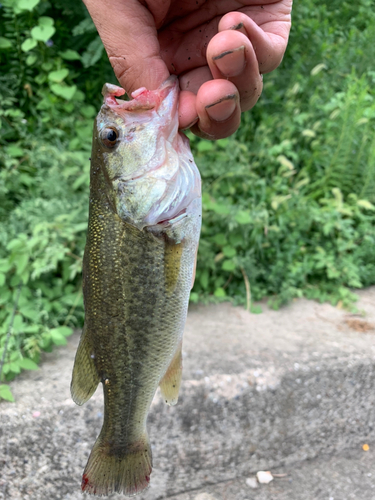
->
100;127;119;148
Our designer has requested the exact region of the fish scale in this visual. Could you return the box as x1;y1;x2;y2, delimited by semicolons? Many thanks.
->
70;76;201;496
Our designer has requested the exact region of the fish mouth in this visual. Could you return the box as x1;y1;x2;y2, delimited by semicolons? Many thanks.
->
102;76;178;114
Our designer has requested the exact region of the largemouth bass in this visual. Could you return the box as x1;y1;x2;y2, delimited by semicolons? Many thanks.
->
71;76;201;496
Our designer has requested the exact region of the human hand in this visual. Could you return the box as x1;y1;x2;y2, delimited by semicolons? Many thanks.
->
83;0;292;139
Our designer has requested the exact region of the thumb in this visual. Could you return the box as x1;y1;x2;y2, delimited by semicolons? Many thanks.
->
83;0;169;92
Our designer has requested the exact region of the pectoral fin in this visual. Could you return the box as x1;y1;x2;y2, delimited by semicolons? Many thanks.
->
164;242;183;294
159;341;182;406
71;325;100;406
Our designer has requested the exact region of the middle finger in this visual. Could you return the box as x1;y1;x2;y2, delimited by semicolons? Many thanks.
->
207;29;263;112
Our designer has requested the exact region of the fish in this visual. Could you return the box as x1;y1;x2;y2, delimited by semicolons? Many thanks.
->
70;76;201;496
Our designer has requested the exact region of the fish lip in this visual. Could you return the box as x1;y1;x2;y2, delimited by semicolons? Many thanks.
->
101;76;178;113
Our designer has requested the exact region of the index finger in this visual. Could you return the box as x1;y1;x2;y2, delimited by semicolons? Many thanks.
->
83;0;169;92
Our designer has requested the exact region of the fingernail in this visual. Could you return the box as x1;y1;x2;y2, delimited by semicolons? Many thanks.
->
213;46;245;77
229;22;244;31
180;117;198;131
205;95;236;122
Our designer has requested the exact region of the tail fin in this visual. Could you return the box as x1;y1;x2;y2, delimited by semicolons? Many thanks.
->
81;433;152;496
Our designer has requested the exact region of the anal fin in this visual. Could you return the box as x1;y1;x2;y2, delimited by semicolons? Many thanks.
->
71;325;100;406
159;341;182;406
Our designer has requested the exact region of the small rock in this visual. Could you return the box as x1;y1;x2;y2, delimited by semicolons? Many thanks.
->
245;477;258;489
37;465;49;474
256;471;273;484
32;411;41;418
194;494;218;500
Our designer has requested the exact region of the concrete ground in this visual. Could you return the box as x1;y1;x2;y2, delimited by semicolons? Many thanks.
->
0;288;374;500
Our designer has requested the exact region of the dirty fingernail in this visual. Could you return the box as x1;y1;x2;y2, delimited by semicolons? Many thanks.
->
205;95;237;122
213;46;245;77
229;22;244;31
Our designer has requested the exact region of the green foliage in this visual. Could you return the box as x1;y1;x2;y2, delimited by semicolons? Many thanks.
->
0;0;375;399
189;0;375;306
0;0;102;399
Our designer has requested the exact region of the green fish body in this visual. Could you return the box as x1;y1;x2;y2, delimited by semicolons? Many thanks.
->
71;77;201;496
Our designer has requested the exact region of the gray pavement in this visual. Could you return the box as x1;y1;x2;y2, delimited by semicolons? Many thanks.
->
170;447;375;500
0;288;374;499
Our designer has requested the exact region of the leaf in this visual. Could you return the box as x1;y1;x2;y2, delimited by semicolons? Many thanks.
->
6;145;24;157
2;363;11;375
38;17;54;27
21;307;40;321
72;17;96;36
17;0;40;10
31;25;55;42
213;233;227;246
235;210;252;225
50;330;67;346
214;287;226;298
41;61;53;71
81;105;96;118
51;326;73;337
26;54;37;66
12;314;25;333
223;246;236;258
21;38;37;52
9;362;21;374
59;49;81;61
50;84;77;100
15;253;29;275
222;260;236;271
0;273;5;287
0;385;14;402
0;37;12;49
48;69;69;83
81;37;104;68
0;259;11;273
18;358;38;370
